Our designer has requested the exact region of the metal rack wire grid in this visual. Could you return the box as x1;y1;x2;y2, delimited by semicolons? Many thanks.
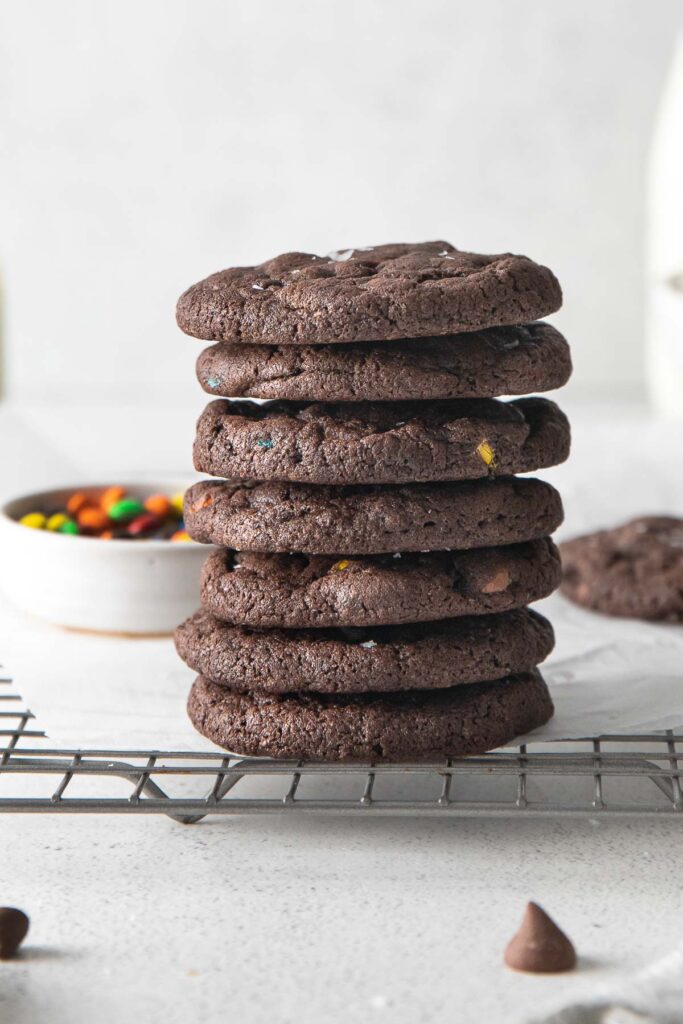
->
1;672;681;824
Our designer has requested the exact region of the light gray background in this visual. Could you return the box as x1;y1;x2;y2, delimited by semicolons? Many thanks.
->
1;0;682;405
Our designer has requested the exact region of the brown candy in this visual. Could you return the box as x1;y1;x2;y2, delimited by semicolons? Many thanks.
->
0;907;30;959
504;902;576;974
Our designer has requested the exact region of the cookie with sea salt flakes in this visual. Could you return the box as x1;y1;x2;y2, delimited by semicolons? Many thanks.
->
187;670;555;761
195;323;572;402
175;608;555;694
193;396;570;486
184;476;564;555
199;539;561;628
176;241;562;345
560;516;683;621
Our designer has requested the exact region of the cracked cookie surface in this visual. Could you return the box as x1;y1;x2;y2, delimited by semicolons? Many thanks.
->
193;396;570;485
198;539;561;628
176;608;554;693
187;670;554;760
177;241;562;345
196;322;572;402
184;476;564;554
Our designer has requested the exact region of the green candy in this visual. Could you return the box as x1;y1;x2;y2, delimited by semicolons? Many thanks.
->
107;498;145;522
59;520;80;535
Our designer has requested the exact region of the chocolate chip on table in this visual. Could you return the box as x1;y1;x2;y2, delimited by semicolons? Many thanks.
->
504;902;576;974
0;907;30;959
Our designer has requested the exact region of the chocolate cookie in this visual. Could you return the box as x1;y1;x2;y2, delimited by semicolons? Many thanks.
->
560;516;683;621
187;670;554;760
176;608;554;694
196;323;572;402
199;539;561;628
177;242;562;345
184;476;564;554
193;397;570;486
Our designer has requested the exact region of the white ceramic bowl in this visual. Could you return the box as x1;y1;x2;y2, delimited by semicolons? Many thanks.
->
0;481;213;634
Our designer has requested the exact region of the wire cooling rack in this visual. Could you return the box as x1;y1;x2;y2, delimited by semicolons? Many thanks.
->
1;673;681;824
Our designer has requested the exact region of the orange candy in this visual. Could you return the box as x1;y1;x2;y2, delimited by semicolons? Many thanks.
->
100;486;126;512
170;530;192;543
144;494;171;518
66;491;89;516
77;506;110;532
191;492;213;512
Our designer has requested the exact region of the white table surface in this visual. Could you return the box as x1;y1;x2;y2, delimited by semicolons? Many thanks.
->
2;398;683;1024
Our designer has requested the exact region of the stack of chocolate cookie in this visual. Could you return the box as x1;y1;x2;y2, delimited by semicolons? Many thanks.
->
174;242;571;761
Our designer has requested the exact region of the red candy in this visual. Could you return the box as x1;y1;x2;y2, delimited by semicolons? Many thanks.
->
127;513;161;537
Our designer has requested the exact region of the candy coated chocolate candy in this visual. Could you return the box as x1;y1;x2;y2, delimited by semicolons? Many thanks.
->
77;507;109;532
100;485;126;511
170;529;192;542
127;513;161;537
144;494;171;518
170;492;184;517
107;498;145;522
66;492;89;516
59;520;80;535
19;512;46;529
0;907;30;960
504;902;576;973
46;512;69;531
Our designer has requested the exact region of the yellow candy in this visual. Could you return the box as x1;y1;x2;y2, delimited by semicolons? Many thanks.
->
333;559;350;571
46;513;69;532
19;512;47;529
170;492;185;518
170;529;192;543
476;441;495;466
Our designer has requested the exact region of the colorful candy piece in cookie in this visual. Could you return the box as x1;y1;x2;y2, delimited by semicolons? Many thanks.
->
476;441;495;466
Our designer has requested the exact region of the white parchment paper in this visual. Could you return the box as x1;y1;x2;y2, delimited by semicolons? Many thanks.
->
4;587;682;751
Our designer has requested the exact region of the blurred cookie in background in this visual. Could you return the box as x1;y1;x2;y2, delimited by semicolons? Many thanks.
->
560;516;683;621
